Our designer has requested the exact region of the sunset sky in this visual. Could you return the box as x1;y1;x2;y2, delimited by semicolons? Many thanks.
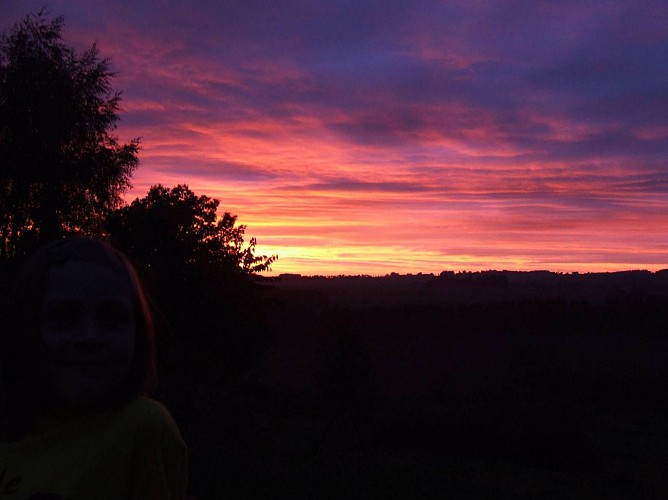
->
2;1;667;275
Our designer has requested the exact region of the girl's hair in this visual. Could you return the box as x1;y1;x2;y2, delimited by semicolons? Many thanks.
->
0;237;157;440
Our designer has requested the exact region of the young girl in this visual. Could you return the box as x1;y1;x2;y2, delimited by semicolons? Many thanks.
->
0;237;187;499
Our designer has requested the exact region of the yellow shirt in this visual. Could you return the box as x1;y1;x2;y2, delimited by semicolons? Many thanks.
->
0;397;186;499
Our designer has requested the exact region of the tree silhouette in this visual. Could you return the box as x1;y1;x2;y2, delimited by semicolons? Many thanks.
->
0;10;139;258
107;184;276;391
106;184;277;278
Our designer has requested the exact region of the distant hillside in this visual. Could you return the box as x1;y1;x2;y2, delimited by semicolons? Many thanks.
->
266;270;668;306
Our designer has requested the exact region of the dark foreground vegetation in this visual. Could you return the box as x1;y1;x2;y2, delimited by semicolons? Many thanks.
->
173;270;668;498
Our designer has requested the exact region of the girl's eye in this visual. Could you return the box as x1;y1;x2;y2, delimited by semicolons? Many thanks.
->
98;313;124;329
44;314;76;330
42;303;80;331
97;304;132;329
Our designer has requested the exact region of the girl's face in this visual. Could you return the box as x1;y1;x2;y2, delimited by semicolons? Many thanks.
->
40;260;136;407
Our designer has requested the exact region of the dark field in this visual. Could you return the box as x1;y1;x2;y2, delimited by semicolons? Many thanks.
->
172;271;668;499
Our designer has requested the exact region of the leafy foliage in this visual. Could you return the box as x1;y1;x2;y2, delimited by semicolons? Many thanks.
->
106;184;277;277
0;10;139;258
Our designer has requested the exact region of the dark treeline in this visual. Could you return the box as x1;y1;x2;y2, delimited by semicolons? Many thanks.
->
2;11;668;499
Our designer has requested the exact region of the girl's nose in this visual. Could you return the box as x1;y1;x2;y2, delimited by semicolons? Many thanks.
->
74;317;105;349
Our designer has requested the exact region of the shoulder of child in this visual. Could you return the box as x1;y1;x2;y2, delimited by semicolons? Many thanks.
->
122;397;183;440
123;397;187;499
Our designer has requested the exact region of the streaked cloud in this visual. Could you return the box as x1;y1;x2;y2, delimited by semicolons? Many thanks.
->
2;0;666;274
